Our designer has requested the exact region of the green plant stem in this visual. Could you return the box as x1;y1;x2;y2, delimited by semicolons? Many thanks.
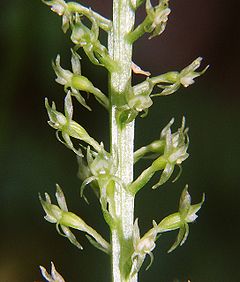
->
108;0;137;281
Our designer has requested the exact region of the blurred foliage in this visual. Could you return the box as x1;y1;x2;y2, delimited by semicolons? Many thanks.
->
0;0;239;281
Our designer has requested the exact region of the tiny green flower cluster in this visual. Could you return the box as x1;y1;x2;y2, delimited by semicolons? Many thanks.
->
40;0;207;281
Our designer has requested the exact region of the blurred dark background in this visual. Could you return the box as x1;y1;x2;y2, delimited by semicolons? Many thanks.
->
0;0;239;281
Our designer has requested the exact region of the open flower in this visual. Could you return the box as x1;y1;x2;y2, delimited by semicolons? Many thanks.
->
151;117;189;188
45;92;102;155
145;0;171;39
80;146;123;224
157;185;205;252
129;185;204;274
43;0;70;32
129;118;189;194
39;184;85;249
52;50;109;110
153;57;209;96
39;185;110;253
131;219;158;276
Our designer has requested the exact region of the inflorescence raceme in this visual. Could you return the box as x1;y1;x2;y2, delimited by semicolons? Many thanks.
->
40;0;207;280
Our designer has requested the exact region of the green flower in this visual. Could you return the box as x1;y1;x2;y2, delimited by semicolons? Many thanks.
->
129;118;189;194
158;185;205;252
39;184;85;249
131;219;158;276
70;16;116;72
43;0;70;32
145;0;171;39
151;117;189;188
153;57;209;96
52;50;109;110
40;185;110;253
45;92;102;155
80;147;122;224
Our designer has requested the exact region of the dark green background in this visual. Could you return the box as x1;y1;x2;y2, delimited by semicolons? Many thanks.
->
1;0;239;281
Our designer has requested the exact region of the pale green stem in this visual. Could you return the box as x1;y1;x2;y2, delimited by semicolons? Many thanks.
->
108;0;137;281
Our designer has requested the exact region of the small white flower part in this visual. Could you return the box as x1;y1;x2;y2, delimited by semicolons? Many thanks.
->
186;213;198;222
154;8;171;26
51;4;65;15
40;262;66;282
43;0;67;16
137;234;156;254
130;219;159;276
55;113;67;126
180;75;195;87
133;219;157;256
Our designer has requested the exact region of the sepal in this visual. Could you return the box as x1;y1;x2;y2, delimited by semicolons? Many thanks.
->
40;262;66;282
85;234;110;254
